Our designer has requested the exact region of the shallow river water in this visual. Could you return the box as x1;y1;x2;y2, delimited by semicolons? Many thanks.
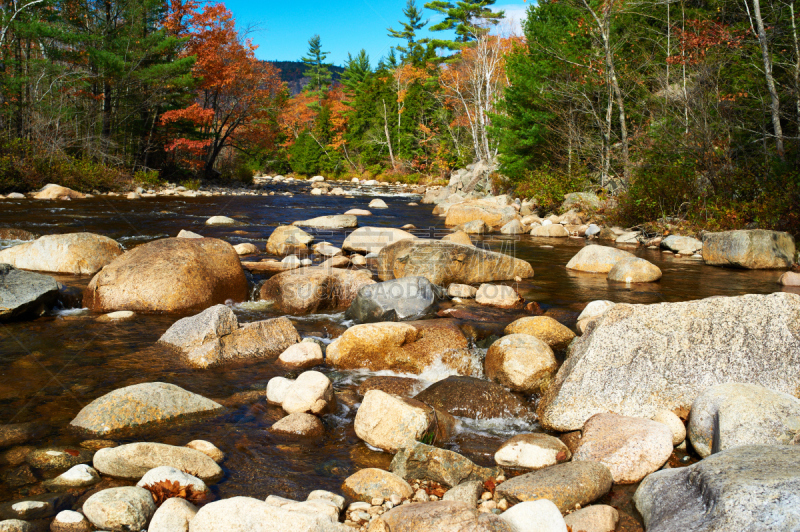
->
0;183;794;513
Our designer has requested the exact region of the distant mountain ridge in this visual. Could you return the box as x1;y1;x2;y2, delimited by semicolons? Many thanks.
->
267;60;345;96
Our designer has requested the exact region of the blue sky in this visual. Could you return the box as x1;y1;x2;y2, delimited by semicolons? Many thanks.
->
222;0;529;66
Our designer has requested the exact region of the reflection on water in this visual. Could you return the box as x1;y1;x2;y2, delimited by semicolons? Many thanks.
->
0;190;789;503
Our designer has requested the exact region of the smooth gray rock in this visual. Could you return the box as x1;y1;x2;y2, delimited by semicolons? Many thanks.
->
442;481;483;507
0;264;59;321
662;235;702;252
92;442;223;483
82;487;155;531
390;443;501;487
703;229;796;269
538;293;800;432
70;382;223;437
688;383;800;457
149;497;197;532
634;445;800;532
292;215;358;229
344;276;442;323
158;305;238;350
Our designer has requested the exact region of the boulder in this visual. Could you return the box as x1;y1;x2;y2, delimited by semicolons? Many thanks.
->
563;505;619;532
354;390;456;453
485;334;558;394
293;215;358;229
703;229;795;269
499;500;567;532
0;264;59;321
92;442;223;483
573;413;673;483
0;233;123;275
266;226;314;255
0;229;36;241
475;284;522;309
185;440;224;463
444;201;517;229
457;220;487;234
607;257;662;283
368;199;388;209
494;461;613;513
634;445;800;532
391;443;500;487
687;383;800;458
70;382;222;437
278;341;324;369
233;243;259;255
33;184;85;200
342;227;416;255
662;235;702;253
345;277;442;323
326;321;474;375
280;371;335;415
341;469;413;502
83;237;248;313
259;267;375;315
205;216;236;225
270;413;324;437
185;496;343;532
149;498;197;532
562;192;601;211
566;245;635;273
441;231;472;247
82;487;156;532
447;284;477;298
530;224;569;238
503;316;576;350
500;219;525;235
369;500;513;532
414;376;534;420
378;240;533;285
538;293;800;432
136;466;209;497
494;433;571;470
780;271;800;286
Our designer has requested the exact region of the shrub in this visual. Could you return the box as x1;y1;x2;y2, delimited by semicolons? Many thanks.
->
514;165;587;213
133;169;163;187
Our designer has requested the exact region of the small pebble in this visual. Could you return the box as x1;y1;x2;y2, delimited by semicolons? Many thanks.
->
498;499;509;511
496;475;506;482
481;492;493;501
371;497;384;506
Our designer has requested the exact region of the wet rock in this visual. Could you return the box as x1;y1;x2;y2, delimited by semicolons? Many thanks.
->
70;382;223;437
378;240;533;285
414;376;534;420
326;321;474;375
0;422;48;448
259;267;375;315
84;237;248;313
159;304;238;348
475;284;522;309
702;229;795;269
342;469;413;502
43;464;100;490
358;376;421;398
445;200;518;229
136;465;209;499
0;520;33;532
233;243;259;255
566;245;635;273
344;209;372;216
652;410;686;446
500;500;567;532
51;510;92;532
530;224;569;237
607;257;662;283
265;226;314;255
369;500;513;532
573;413;673;483
354;390;456;453
661;235;702;253
270;413;324;437
33;184;85;200
205;216;236;225
293;215;358;229
189;496;344;531
148;497;197;532
441;230;472;247
3;465;36;488
280;371;335;415
538;293;800;431
92;442;223;483
0;264;59;321
0;493;74;521
457;220;488;234
390;443;500;487
278;342;324;369
495;461;613;513
186;440;224;463
494;433;571;470
780;271;800;286
26;447;93;470
345;277;442;323
503;316;575;350
0;233;123;275
563;505;619;532
634;445;800;532
500;219;525;235
447;284;477;298
687;383;800;458
0;228;36;241
485;334;557;394
82;487;156;531
266;377;293;405
369;199;388;209
96;310;135;322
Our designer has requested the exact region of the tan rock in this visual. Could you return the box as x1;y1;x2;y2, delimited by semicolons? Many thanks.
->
233;243;259;255
607;257;662;283
259;267;375;314
530;224;569;237
369;500;512;532
33;184;85;199
281;371;335;415
342;227;416;254
504;316;576;350
270;413;324;437
445;200;517;229
0;233;123;275
277;342;323;369
185;440;224;463
702;229;795;269
563;505;619;532
779;271;800;286
441;230;472;246
447;283;477;298
342;468;413;502
566;245;635;273
475;284;523;309
265;226;314;255
485;334;558;393
652;409;686;446
494;433;571;470
293;215;358;229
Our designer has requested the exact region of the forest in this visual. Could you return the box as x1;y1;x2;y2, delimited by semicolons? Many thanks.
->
0;0;798;232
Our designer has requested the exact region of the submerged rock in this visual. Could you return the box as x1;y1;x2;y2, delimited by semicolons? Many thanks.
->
344;276;442;323
70;382;223;437
259;267;375;315
538;293;800;432
702;229;795;269
0;264;59;321
270;413;324;437
0;233;123;275
84;237;248;313
414;376;534;420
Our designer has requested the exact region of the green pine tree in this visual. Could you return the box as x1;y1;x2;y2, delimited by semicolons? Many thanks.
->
424;0;504;49
387;0;431;65
301;34;332;98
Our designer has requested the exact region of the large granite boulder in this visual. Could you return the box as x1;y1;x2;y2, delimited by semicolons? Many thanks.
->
414;376;534;420
265;226;314;255
687;383;800;457
0;264;59;321
703;229;796;269
83;237;247;313
33;184;85;200
566;245;635;273
444;201;518;229
369;501;513;532
259;267;375;315
188;496;345;532
377;240;533;285
70;382;223;437
344;277;442;323
634;445;800;532
342;227;416;254
390;443;500;487
0;233;123;275
607;257;662;283
92;442;223;483
538;293;800;432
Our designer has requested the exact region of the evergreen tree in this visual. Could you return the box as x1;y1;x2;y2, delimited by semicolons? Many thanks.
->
301;34;332;97
424;0;504;48
387;0;430;64
342;49;371;96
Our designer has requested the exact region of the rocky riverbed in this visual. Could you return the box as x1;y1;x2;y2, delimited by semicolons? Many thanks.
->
0;176;797;532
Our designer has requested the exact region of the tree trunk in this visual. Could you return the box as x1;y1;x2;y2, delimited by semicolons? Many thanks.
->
382;99;396;168
751;0;785;160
